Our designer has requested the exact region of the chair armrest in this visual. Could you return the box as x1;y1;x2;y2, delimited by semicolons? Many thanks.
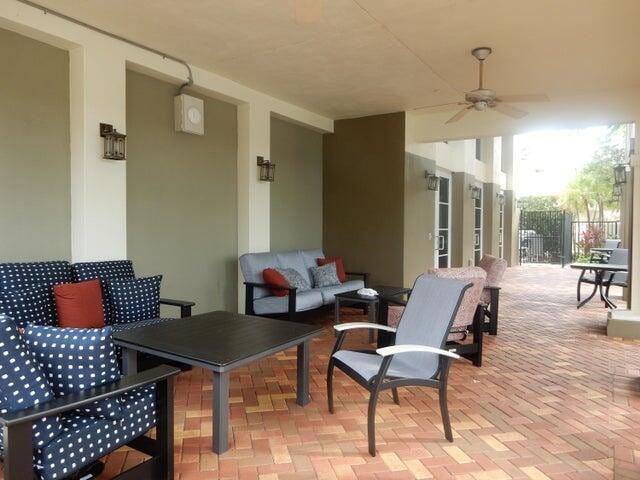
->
376;344;460;360
244;281;297;292
160;298;195;318
334;322;396;333
346;271;369;286
0;365;180;427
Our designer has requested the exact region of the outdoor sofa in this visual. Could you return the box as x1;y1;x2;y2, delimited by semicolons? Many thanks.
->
239;249;368;321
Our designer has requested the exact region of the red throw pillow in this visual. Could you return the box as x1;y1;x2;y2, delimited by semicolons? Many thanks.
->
317;257;347;283
54;279;105;328
262;268;289;297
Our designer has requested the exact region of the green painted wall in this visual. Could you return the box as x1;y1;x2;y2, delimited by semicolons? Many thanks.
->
451;172;476;267
0;28;70;261
270;117;323;251
403;152;437;285
323;113;405;286
126;71;238;313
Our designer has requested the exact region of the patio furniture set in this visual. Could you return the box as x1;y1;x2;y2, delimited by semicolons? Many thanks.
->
571;240;628;309
0;251;508;479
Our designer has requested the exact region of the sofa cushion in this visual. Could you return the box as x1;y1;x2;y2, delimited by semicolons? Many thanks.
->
262;268;289;297
0;315;62;449
299;249;325;273
0;261;73;293
275;268;309;292
0;284;57;328
34;385;156;480
317;256;347;283
105;276;162;324
54;280;105;328
239;252;281;299
276;251;312;286
310;263;341;288
319;279;365;304
23;325;123;421
253;290;324;315
71;261;136;325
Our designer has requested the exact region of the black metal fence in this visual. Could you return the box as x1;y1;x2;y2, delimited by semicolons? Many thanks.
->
571;221;621;261
519;210;573;266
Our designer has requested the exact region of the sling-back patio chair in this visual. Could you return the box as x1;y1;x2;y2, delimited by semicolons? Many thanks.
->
326;274;471;456
589;239;622;263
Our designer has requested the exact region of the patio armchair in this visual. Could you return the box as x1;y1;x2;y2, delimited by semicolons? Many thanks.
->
577;248;628;302
478;255;507;335
1;364;180;480
589;239;622;263
386;267;487;366
327;274;471;456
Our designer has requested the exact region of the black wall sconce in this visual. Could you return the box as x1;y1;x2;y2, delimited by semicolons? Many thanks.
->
257;156;276;182
425;171;439;191
613;164;629;185
612;182;623;201
100;123;126;160
496;192;505;205
469;185;482;200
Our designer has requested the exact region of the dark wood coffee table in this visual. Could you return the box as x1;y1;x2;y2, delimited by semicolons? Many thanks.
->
112;311;323;454
334;286;411;342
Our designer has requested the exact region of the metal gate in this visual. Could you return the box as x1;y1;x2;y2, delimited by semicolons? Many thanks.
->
519;210;573;266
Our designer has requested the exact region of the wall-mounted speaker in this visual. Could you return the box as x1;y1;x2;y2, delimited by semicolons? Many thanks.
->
174;93;204;135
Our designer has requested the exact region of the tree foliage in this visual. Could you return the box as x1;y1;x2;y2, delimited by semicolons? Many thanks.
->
517;195;560;211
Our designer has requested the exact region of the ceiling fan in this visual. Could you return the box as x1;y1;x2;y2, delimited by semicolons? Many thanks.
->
419;47;549;124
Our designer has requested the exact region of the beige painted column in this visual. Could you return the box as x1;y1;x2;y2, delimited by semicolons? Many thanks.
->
483;183;501;256
69;45;127;261
501;135;519;266
451;172;476;267
237;102;271;311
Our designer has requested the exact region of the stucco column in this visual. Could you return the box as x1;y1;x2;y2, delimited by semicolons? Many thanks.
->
237;102;271;311
482;182;501;257
69;45;127;261
501;135;518;266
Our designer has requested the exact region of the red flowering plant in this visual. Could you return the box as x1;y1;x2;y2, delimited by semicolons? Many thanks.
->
576;224;605;261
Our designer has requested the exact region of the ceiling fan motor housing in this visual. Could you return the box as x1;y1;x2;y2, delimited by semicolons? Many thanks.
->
465;88;496;105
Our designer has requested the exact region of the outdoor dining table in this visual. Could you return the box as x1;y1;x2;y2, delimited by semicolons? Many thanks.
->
570;262;628;309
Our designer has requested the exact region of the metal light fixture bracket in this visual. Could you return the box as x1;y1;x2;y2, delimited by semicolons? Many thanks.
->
257;156;276;182
100;123;126;160
425;171;439;191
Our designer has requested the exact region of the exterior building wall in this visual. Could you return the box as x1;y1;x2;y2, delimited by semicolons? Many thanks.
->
451;172;477;267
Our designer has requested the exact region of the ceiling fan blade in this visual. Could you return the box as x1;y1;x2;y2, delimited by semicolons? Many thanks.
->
446;106;473;124
495;94;549;103
492;103;528;119
295;0;322;23
412;102;469;113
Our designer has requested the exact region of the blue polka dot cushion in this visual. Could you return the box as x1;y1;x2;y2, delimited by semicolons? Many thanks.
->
0;261;73;293
71;260;135;325
0;315;62;449
105;275;162;324
0;284;57;328
22;324;123;420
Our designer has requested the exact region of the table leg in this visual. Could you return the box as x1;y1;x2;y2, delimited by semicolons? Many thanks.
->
377;299;393;348
296;340;310;406
122;347;138;375
577;272;600;309
367;301;377;343
599;280;617;309
212;371;229;454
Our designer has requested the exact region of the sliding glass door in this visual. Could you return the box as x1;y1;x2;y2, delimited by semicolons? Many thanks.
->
473;183;483;265
435;172;452;268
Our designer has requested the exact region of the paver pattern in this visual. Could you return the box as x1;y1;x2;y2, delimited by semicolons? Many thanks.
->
6;265;640;479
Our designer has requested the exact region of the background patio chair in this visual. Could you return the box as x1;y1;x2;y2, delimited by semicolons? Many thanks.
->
589;238;622;263
577;248;628;302
327;275;471;456
478;255;507;335
387;267;487;366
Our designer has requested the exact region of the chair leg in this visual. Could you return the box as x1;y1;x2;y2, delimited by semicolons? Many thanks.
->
577;270;585;301
327;360;335;414
439;358;454;442
391;387;400;405
367;389;381;456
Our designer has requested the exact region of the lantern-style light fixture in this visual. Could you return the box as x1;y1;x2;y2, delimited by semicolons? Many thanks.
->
613;163;629;185
99;123;126;160
425;171;439;191
612;182;623;201
496;192;505;205
469;185;482;200
257;156;276;182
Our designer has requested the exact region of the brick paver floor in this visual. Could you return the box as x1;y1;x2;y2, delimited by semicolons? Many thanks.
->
27;265;640;479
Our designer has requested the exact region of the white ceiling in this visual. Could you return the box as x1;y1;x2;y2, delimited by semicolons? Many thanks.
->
31;0;640;119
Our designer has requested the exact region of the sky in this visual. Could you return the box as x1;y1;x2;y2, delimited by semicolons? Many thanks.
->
514;126;624;197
